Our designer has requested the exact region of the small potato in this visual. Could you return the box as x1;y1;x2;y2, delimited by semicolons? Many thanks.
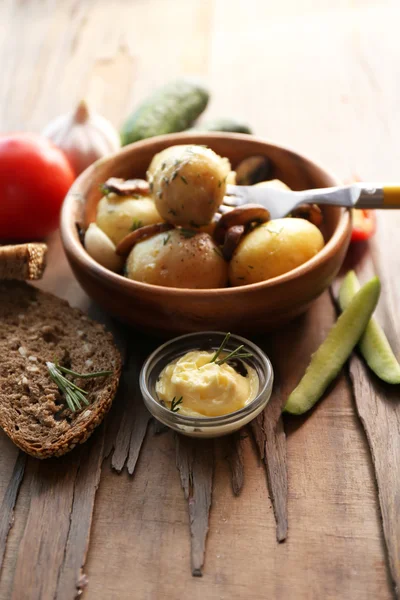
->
147;145;231;227
96;193;162;245
254;179;290;191
84;223;124;272
125;229;228;289
229;218;324;286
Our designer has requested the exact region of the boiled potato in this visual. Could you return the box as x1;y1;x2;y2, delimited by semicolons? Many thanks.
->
254;179;290;191
229;218;324;286
147;145;231;227
96;193;162;245
126;229;228;289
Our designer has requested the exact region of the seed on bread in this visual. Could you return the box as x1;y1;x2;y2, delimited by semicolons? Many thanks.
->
0;281;122;459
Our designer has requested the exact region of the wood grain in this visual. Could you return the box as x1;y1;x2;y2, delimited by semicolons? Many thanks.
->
224;431;245;496
0;453;25;574
10;430;105;600
176;436;214;576
332;220;400;598
251;401;288;542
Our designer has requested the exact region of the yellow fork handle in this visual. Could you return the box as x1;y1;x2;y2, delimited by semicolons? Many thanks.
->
383;185;400;207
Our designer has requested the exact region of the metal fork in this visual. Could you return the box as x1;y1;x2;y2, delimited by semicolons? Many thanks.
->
221;183;400;219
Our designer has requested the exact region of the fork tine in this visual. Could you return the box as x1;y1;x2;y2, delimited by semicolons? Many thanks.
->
219;204;234;214
225;184;241;196
222;196;239;207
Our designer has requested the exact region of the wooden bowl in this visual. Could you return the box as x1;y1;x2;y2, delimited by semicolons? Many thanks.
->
60;133;351;335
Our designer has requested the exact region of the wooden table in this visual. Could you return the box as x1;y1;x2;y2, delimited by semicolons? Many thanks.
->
1;1;400;599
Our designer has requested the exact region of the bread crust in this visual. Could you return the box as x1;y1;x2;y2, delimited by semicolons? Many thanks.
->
0;243;47;280
0;282;122;458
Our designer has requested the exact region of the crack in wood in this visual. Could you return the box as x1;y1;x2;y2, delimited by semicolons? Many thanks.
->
251;397;288;543
225;430;245;496
109;351;151;475
9;430;105;600
0;452;26;575
54;430;105;600
175;436;214;576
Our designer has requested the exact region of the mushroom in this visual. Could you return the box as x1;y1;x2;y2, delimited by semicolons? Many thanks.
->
101;178;151;197
213;204;270;245
235;156;272;186
116;222;173;256
292;203;323;227
222;225;245;260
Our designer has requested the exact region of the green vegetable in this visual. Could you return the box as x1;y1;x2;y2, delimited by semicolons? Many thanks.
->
120;79;209;145
284;276;381;415
338;271;400;384
188;118;252;134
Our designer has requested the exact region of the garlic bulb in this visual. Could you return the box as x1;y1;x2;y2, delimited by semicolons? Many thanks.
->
42;100;120;175
84;223;124;272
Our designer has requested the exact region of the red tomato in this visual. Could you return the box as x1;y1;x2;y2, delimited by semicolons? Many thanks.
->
0;133;75;241
351;209;377;242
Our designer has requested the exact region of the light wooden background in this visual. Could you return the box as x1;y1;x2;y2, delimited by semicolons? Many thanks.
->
1;1;400;599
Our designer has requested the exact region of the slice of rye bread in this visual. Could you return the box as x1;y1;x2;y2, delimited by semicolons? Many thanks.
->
0;281;122;458
0;243;48;280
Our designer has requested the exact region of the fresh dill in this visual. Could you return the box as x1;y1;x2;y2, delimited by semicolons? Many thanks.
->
131;219;143;231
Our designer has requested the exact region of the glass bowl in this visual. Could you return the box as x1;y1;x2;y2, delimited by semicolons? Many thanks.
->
139;331;274;438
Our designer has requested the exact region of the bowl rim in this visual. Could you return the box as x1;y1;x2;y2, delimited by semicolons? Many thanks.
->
61;131;351;297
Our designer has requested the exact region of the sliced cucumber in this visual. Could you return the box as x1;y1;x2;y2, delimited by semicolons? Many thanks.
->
284;277;381;415
339;271;400;384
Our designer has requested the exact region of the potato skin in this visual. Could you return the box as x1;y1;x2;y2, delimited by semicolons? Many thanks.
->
254;179;290;191
229;218;324;286
96;193;162;245
125;230;228;289
147;144;231;227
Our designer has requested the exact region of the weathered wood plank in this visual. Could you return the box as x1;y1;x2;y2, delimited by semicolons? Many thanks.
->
225;430;245;496
10;431;105;600
10;454;80;600
176;436;214;576
0;453;26;574
110;347;152;475
332;218;400;598
251;402;288;542
54;431;105;600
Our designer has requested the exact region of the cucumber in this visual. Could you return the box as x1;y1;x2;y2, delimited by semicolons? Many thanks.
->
120;79;209;146
284;277;381;415
339;271;400;384
188;118;252;134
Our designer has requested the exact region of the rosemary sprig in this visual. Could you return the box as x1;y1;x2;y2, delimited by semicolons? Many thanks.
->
209;333;253;366
210;332;231;363
170;396;183;412
46;362;112;413
56;364;113;379
215;345;253;366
